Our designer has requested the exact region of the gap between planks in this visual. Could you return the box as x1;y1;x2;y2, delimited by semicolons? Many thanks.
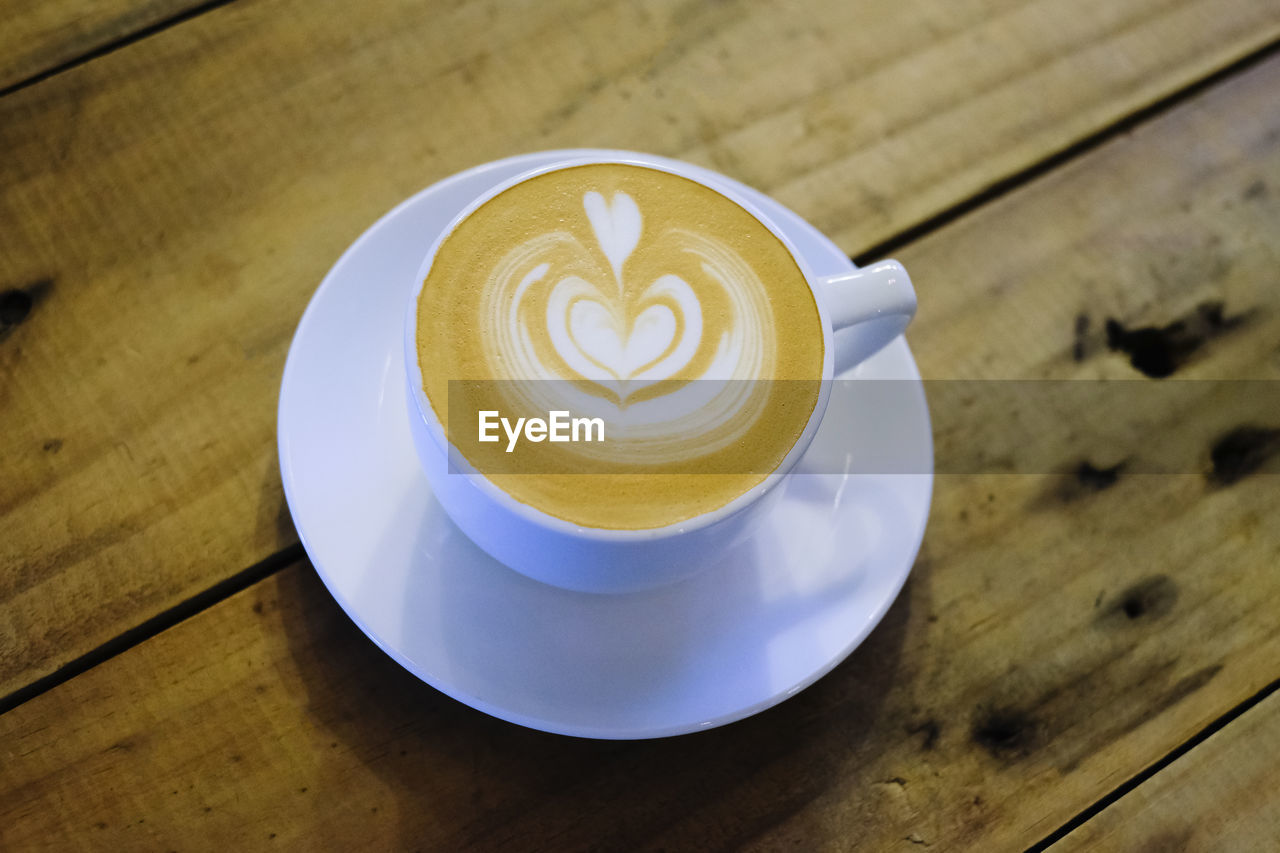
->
0;543;304;716
1026;676;1280;852
0;0;240;100
852;32;1280;267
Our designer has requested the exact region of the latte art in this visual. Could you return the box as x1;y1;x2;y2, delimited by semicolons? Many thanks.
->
416;164;824;529
479;186;776;464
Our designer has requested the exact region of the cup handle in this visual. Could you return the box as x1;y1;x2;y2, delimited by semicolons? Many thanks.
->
818;259;916;372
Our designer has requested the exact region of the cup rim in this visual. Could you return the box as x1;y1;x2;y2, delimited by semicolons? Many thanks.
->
404;151;837;542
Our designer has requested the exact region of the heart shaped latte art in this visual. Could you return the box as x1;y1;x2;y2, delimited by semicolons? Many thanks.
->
572;299;675;378
546;272;702;394
478;189;776;463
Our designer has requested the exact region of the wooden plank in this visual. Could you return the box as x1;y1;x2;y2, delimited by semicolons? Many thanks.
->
1052;691;1280;851
0;0;207;91
4;38;1280;853
1;0;1278;701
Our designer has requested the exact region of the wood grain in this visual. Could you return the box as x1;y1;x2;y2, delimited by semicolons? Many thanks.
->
0;0;207;91
4;35;1280;853
2;0;1279;702
1053;690;1280;851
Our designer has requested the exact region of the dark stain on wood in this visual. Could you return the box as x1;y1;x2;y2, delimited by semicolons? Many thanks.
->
1138;827;1195;853
1149;664;1222;718
1208;425;1280;485
0;279;53;343
1076;460;1123;491
1097;575;1178;625
1073;312;1090;361
1055;661;1224;774
907;719;940;750
0;289;33;325
1034;459;1126;507
1105;301;1247;378
971;706;1040;760
1243;179;1268;201
42;438;63;453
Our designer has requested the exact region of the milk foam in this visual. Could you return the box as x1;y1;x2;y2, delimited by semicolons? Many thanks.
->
479;189;775;464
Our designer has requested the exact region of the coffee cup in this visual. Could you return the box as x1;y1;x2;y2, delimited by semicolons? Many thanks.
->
405;152;915;593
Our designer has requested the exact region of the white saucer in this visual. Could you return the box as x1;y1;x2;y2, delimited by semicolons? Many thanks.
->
278;150;933;739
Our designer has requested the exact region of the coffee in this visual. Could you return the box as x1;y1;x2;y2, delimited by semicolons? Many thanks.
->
416;163;824;529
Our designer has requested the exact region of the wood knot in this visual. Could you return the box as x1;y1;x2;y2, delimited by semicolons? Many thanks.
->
1209;425;1280;486
0;289;32;325
1;279;53;341
1075;460;1122;491
971;706;1039;759
1105;301;1247;378
1097;575;1178;626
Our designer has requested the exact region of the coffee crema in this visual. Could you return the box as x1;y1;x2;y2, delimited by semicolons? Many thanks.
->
416;163;824;529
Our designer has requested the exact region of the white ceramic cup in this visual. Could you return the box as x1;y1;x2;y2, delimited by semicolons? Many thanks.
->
405;152;915;593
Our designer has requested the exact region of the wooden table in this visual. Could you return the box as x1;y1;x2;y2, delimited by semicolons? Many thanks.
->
3;1;1279;849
